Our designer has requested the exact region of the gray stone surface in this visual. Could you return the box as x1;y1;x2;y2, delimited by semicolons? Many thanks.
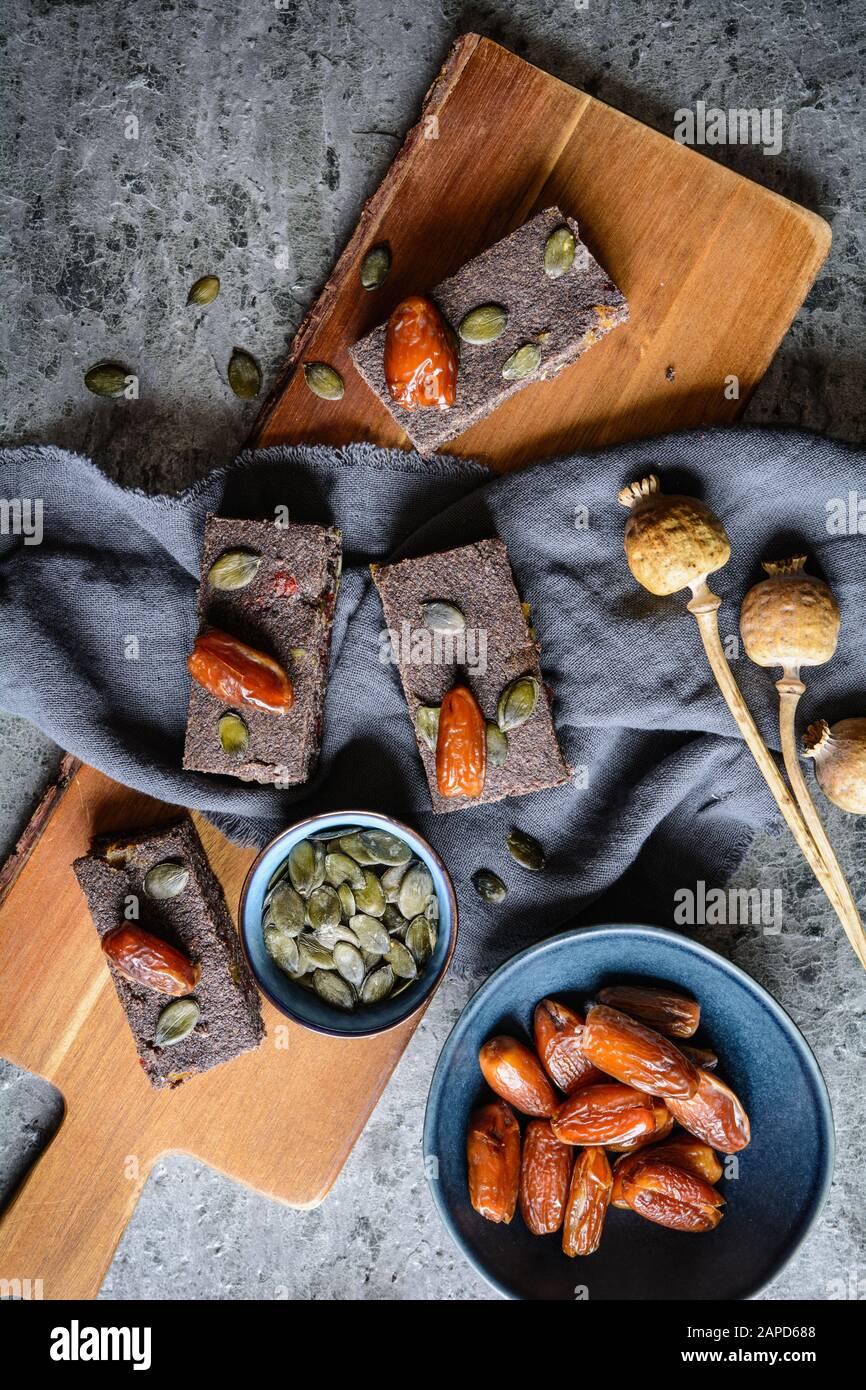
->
1;0;864;1300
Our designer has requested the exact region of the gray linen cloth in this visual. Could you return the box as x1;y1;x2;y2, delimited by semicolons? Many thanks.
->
1;428;863;972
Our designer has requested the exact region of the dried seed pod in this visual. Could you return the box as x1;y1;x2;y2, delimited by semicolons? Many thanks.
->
533;998;601;1095
665;1068;751;1154
551;1083;657;1147
618;474;731;596
581;1004;700;1098
620;1157;724;1232
562;1146;613;1257
596;984;700;1038
740;557;840;671
479;1035;558;1117
803;718;866;814
436;684;486;799
103;925;201;997
188;629;293;714
467;1099;521;1224
519;1120;574;1235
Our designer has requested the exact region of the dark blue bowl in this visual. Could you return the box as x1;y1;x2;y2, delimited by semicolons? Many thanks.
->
424;924;833;1300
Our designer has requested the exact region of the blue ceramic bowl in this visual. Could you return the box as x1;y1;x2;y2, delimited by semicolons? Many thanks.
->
239;810;457;1038
424;924;833;1300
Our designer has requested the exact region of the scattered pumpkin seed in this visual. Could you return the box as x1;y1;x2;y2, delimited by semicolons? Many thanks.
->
415;705;441;752
473;869;507;904
307;885;342;933
325;851;365;890
349;914;391;955
154;998;200;1047
502;342;543;381
333;941;365;988
506;828;545;871
84;361;130;398
187;274;220;306
269;881;306;934
544;224;576;278
264;924;301;975
398;863;434;919
387;938;418;980
357;828;413;865
337;883;356;919
143;860;189;900
303;361;344;400
313;969;355;1009
361;963;395;1004
497;674;539;732
218;711;249;758
228;347;262;399
458;303;508;345
486;722;509;767
359;243;391;291
208;548;262;590
420;600;466;633
406;915;435;965
288;839;325;895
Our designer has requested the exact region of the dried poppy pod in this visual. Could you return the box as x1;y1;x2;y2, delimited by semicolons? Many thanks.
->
740;556;840;672
617;474;731;596
804;718;866;815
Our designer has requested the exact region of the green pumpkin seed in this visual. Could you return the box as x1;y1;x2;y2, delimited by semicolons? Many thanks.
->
387;938;418;980
154;998;200;1047
361;963;395;1004
497;674;539;732
458;303;508;345
269;881;306;934
473;869;507;904
324;852;365;890
381;861;410;901
315;921;360;951
267;858;290;893
486;722;509;767
337;833;381;866
544;224;576;278
309;824;363;841
303;361;344;400
420;600;466;633
307;885;342;932
357;829;412;866
425;895;439;925
288;839;325;895
354;869;386;917
228;347;262;399
84;361;130;398
359;243;391;291
333;941;365;988
502;342;543;381
298;936;336;972
415;705;441;752
208;548;262;590
218;711;249;758
406;916;435;965
143;860;189;900
313;969;355;1009
337;883;356;919
397;863;434;919
264;924;301;975
187;274;220;306
383;903;409;936
506;828;545;871
349;914;390;955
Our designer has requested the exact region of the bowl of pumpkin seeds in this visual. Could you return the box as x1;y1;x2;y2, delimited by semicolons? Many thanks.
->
239;811;457;1036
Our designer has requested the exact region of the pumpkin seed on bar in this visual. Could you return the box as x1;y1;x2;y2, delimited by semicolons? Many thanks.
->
543;224;576;278
502;342;542;381
143;860;189;900
506;828;545;871
288;839;325;895
333;941;365;988
359;242;391;290
357;828;413;866
208;548;262;590
228;347;262;399
497;674;539;732
264;924;301;974
486;722;509;767
473;869;507;904
303;361;344;400
420;600;465;634
187;274;220;306
361;963;395;1004
414;705;440;752
269;881;306;934
458;303;508;345
387;938;418;980
406;915;435;966
84;361;130;398
154;998;200;1047
313;969;355;1009
218;711;249;757
397;863;434;919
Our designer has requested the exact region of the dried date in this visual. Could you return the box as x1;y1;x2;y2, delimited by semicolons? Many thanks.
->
562;1146;613;1256
519;1120;574;1235
102;925;201;997
187;628;294;714
533;998;602;1094
467;1098;521;1224
597;984;700;1038
551;1082;657;1146
436;684;487;799
665;1068;751;1154
621;1157;724;1232
479;1035;558;1117
581;1004;699;1099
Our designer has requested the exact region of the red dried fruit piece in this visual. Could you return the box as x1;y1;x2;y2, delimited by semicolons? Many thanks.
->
581;1004;699;1099
597;984;701;1038
384;295;458;410
551;1083;657;1146
271;571;299;598
562;1146;613;1256
621;1157;724;1232
679;1043;718;1071
608;1098;674;1153
479;1035;558;1117
533;998;603;1094
519;1120;574;1235
103;925;201;997
666;1068;751;1154
436;684;487;799
467;1098;521;1224
188;629;294;714
611;1136;722;1208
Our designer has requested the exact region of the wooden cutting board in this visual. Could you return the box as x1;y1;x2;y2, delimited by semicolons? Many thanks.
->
0;33;829;1300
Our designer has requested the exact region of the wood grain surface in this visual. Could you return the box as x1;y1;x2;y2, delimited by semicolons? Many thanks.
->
0;32;830;1300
